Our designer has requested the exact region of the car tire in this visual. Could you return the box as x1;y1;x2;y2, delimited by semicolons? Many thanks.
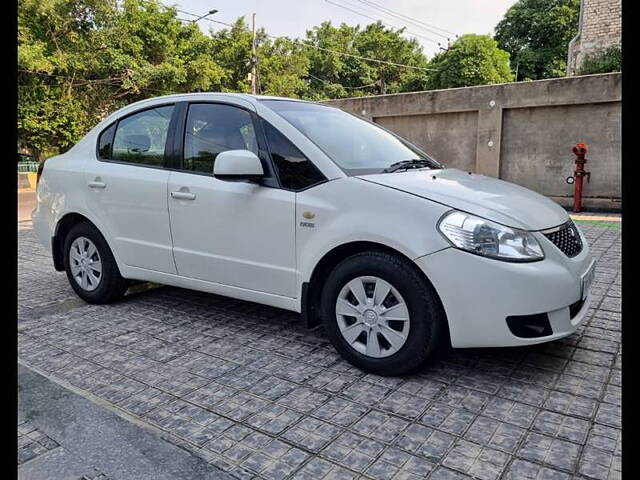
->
321;251;445;376
63;222;129;304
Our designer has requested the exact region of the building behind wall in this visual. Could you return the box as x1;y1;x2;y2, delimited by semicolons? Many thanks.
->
567;0;621;75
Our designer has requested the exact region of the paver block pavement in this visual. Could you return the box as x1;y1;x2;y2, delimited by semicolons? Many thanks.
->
18;222;622;479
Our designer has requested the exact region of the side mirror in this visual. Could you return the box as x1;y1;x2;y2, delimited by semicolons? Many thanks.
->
213;149;264;181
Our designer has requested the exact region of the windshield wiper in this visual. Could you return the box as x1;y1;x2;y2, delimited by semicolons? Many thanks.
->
383;159;435;173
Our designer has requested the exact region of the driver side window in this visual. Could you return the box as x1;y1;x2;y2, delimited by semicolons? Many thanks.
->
262;121;326;191
183;103;259;174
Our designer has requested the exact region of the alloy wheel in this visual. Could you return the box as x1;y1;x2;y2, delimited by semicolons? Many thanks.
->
69;236;102;291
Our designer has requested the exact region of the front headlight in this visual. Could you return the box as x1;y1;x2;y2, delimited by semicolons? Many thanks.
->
438;211;544;262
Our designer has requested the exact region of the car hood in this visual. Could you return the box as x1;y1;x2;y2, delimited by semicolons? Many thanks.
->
358;168;569;231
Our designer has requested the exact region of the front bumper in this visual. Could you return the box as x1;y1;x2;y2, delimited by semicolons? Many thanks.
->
415;229;593;348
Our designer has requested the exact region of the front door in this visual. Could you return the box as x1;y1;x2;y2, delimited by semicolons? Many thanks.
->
167;102;296;297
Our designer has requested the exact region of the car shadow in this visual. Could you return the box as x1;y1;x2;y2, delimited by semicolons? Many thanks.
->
121;281;581;383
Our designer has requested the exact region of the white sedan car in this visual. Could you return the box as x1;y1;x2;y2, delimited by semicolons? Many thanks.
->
32;93;595;375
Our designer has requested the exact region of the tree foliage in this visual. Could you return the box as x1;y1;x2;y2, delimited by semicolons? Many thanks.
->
18;0;224;160
258;37;310;98
304;21;430;98
209;18;309;97
578;46;622;75
494;0;580;80
427;34;514;89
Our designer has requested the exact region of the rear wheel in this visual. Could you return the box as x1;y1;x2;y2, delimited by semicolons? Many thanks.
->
321;251;445;375
63;222;129;304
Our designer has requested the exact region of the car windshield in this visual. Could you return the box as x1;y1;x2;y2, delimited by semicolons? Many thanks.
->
261;100;442;175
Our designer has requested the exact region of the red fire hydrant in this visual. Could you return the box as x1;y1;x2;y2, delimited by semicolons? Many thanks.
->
567;143;591;213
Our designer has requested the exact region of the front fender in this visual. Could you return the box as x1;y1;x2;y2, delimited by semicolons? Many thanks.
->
295;178;451;299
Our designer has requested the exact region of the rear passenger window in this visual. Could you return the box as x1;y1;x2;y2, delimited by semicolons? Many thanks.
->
263;122;325;191
111;105;174;167
97;123;116;159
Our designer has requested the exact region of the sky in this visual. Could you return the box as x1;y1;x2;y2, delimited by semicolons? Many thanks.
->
166;0;518;57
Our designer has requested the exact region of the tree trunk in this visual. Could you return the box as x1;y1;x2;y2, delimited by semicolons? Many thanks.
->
31;147;42;164
379;74;387;95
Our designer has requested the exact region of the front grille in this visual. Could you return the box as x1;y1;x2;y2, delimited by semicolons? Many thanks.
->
542;221;583;258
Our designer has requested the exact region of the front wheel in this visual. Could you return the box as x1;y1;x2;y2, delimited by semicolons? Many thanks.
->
63;222;129;304
321;251;445;376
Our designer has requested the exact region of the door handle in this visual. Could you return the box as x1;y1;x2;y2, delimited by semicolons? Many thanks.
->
170;191;196;200
88;181;106;189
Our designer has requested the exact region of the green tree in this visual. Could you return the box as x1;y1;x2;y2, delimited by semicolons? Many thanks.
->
209;17;264;93
258;37;310;98
303;21;430;100
427;34;514;89
578;46;622;75
304;21;367;99
18;0;224;160
18;0;117;159
353;22;431;95
494;0;580;80
209;18;310;98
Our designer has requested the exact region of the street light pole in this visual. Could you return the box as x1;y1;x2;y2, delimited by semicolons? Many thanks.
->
251;13;257;95
190;8;218;23
188;8;218;93
515;46;524;82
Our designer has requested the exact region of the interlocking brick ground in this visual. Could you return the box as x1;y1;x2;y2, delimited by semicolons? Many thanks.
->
17;419;59;465
17;221;621;479
17;417;112;479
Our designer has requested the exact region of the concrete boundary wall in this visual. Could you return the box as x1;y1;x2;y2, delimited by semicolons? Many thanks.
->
325;73;621;211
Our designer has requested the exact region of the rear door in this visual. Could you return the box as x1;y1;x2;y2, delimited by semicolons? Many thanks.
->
83;104;177;274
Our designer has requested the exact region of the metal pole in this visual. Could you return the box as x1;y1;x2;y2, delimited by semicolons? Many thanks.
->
251;13;257;95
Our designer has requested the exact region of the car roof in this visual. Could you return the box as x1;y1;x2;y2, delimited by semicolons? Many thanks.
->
103;92;324;124
136;92;313;105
